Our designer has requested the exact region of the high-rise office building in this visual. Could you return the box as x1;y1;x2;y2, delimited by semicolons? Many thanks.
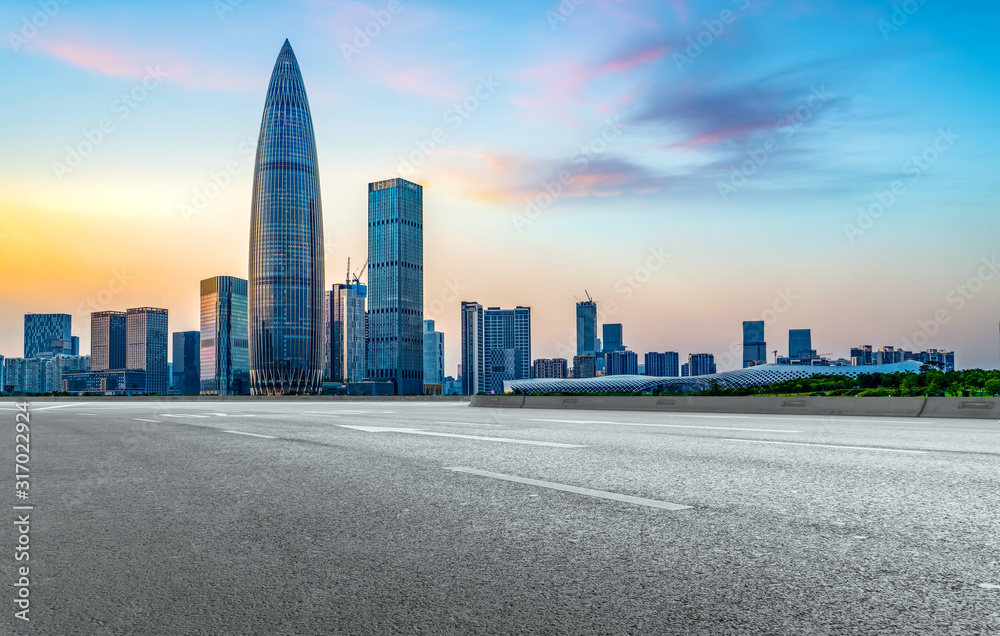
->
789;329;813;360
850;345;874;366
367;178;424;395
172;331;200;395
687;353;717;376
461;302;484;395
331;282;368;383
605;350;638;375
200;276;249;395
91;311;126;371
572;354;597;379
532;358;568;379
24;313;71;359
602;323;623;353
126;307;169;394
877;346;902;365
248;40;326;395
576;299;597;356
423;320;444;388
742;320;767;368
482;306;531;394
644;351;680;377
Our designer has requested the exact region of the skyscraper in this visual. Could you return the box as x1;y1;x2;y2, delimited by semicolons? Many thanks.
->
461;301;484;395
605;350;638;375
248;39;325;395
644;351;680;377
572;354;597;379
687;353;717;376
331;282;368;382
532;358;568;379
172;331;200;395
90;311;126;371
483;306;531;394
24;313;71;359
602;323;623;353
423;320;444;388
126;307;168;394
789;329;813;360
742;320;766;368
200;276;250;395
367;178;424;395
576;299;597;356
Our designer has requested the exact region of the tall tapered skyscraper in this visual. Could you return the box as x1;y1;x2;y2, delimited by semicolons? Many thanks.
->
248;40;325;395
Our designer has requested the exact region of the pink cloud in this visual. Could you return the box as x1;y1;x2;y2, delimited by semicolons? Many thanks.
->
25;33;259;91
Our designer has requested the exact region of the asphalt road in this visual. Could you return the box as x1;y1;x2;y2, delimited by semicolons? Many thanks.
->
1;399;998;635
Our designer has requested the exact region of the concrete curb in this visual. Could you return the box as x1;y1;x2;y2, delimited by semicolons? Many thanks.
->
468;395;1000;420
2;395;471;403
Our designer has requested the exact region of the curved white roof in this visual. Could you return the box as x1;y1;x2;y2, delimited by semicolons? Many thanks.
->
503;361;925;394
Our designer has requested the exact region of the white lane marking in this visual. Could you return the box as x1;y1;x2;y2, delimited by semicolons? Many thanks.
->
134;418;162;423
435;420;503;427
446;467;693;511
303;410;353;415
527;418;800;433
31;403;81;411
222;430;277;439
338;425;585;447
160;414;210;418
723;439;928;454
529;418;616;424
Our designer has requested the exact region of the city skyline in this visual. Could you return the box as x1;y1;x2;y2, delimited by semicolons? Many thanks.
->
2;2;999;372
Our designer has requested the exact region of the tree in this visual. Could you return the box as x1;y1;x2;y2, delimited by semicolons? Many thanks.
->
985;379;1000;396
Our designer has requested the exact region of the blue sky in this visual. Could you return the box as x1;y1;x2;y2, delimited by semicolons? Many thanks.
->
1;0;998;371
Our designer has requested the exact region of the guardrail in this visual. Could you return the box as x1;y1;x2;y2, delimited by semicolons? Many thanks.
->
1;395;471;403
469;395;1000;419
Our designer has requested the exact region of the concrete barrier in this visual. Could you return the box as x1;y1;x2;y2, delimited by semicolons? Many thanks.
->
4;395;471;403
469;395;1000;420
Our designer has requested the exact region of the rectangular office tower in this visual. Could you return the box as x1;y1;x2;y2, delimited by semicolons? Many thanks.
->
576;299;597;356
644;351;680;377
91;311;127;371
605;350;638;375
200;276;250;395
367;178;424;395
532;358;568;379
126;307;168;394
172;331;200;395
461;302;484;395
743;320;767;368
423;320;444;389
602;323;623;353
331;282;368;382
687;353;717;376
24;313;71;359
789;329;813;360
483;306;531;394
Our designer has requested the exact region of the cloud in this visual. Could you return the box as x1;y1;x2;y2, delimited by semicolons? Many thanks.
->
23;31;260;91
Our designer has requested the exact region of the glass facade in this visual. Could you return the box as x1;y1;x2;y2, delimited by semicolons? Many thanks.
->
331;282;368;382
172;331;201;395
576;300;597;356
200;276;250;395
742;320;767;368
367;178;424;395
423;319;444;387
789;329;812;359
602;323;623;353
126;307;169;394
24;313;71;358
90;311;127;371
644;351;680;377
483;306;531;394
249;40;325;395
461;301;484;395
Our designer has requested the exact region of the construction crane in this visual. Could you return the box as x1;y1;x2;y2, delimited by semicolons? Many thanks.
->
772;350;778;363
584;289;593;302
351;258;368;285
345;257;350;286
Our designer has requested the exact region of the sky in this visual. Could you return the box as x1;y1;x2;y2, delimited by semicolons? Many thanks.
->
1;0;999;373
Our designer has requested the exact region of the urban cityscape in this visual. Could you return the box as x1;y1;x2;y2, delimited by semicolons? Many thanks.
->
0;39;961;397
2;2;998;635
